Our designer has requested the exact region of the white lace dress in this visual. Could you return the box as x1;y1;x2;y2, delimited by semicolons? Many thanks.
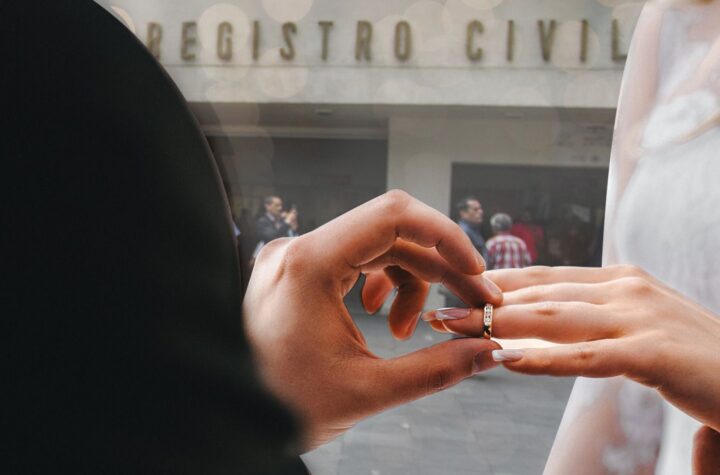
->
546;2;720;474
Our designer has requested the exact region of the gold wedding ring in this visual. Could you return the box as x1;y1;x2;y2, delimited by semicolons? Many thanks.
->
483;303;493;339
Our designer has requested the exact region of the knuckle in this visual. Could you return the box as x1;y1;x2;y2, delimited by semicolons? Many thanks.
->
533;300;562;317
532;353;553;373
619;276;653;296
424;363;456;395
618;264;646;279
525;266;551;283
526;284;551;302
379;189;413;215
574;344;595;364
630;335;666;386
385;244;401;266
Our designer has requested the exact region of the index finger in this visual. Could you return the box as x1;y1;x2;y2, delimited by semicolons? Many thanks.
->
306;190;485;277
485;265;647;292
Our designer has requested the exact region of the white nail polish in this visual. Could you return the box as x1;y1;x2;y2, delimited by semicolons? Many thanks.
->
492;349;524;362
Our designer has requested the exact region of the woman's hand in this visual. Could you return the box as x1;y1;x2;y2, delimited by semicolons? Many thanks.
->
243;191;503;449
694;426;720;475
425;265;720;433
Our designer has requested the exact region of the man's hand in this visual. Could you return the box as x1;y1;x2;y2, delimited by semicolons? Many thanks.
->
286;208;299;231
243;190;502;449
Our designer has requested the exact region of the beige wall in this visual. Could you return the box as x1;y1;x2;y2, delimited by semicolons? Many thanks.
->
387;113;611;307
101;0;642;109
99;0;624;309
388;114;611;213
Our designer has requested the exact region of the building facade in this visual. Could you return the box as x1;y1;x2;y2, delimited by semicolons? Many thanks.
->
101;0;642;305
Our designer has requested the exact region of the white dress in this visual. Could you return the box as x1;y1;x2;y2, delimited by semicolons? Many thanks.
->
546;3;720;475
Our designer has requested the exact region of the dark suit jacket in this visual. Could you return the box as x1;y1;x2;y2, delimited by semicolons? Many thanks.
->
3;3;306;473
458;219;489;264
255;214;292;244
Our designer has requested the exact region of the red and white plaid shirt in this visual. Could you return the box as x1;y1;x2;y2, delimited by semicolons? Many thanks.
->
486;233;532;270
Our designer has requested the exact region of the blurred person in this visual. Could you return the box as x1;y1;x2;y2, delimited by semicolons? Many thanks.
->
440;196;489;307
510;208;545;264
486;213;531;270
455;196;488;263
281;203;300;237
557;217;593;266
255;195;296;244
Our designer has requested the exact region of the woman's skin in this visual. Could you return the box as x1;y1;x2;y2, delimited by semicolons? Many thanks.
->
425;265;720;438
693;426;720;474
243;190;503;449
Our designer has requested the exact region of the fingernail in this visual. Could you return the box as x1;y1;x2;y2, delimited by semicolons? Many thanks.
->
485;278;502;296
472;350;498;373
492;350;524;362
421;311;436;322
435;307;472;321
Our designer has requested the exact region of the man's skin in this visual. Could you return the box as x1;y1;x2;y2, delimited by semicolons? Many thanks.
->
244;190;504;448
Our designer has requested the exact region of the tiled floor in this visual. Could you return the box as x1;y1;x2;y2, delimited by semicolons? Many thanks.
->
302;310;575;475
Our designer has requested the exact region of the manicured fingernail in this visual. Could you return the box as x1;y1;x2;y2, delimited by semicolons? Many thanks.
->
472;350;498;373
435;307;472;321
485;278;502;296
421;311;436;322
492;350;524;362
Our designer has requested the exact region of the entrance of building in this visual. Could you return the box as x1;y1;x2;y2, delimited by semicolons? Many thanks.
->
451;163;609;267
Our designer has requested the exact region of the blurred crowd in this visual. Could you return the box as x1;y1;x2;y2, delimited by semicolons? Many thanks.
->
233;193;602;292
454;196;602;271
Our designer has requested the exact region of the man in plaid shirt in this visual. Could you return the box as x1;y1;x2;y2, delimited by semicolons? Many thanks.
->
486;213;532;270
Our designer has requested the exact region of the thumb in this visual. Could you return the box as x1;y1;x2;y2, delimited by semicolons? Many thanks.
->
369;338;502;411
693;426;720;475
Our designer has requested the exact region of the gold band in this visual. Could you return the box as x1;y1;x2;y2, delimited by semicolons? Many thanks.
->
483;303;493;339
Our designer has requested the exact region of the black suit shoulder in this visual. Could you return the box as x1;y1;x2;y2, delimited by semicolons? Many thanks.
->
3;3;306;474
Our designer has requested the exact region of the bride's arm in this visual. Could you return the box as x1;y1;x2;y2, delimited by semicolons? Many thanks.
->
602;2;664;264
542;9;668;472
